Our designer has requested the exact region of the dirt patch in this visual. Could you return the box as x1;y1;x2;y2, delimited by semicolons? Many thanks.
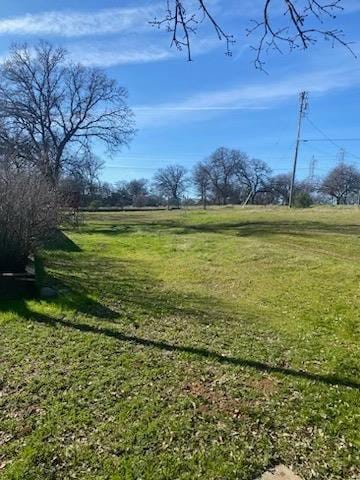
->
184;381;245;418
247;376;279;395
257;465;303;479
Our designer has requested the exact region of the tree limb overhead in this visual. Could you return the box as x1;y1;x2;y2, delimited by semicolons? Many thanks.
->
151;0;354;67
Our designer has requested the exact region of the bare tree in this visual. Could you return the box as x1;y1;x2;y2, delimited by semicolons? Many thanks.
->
267;173;292;205
65;150;104;197
60;150;105;209
203;148;240;205
112;180;132;208
320;163;360;205
151;1;352;67
0;42;135;185
193;162;211;209
266;174;318;205
154;164;189;207
127;178;149;207
236;158;272;205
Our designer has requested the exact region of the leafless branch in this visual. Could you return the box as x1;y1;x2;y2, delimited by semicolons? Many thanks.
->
247;0;355;71
150;0;235;61
152;1;353;66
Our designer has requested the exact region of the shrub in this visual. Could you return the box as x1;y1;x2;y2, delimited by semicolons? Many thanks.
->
294;191;313;208
0;171;60;272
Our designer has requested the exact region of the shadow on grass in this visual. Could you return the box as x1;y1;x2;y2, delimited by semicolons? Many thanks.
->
0;253;360;389
78;219;360;239
2;229;359;391
45;229;82;252
39;225;231;323
3;300;358;391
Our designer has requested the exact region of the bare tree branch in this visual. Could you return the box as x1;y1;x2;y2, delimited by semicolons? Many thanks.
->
151;0;235;61
247;0;355;71
151;1;353;66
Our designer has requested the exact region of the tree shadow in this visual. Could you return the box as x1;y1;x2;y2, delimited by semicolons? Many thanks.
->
45;229;82;252
0;280;118;323
49;260;232;325
2;226;359;393
184;220;360;238
2;276;359;391
78;219;360;239
2;247;225;325
5;302;358;391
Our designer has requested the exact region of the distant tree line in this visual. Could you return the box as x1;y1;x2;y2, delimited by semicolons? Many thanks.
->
61;147;360;210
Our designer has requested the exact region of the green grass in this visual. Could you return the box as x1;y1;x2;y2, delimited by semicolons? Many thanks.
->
1;206;359;479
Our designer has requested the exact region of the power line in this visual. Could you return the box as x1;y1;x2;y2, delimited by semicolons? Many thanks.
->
303;138;360;142
304;116;344;151
304;116;360;162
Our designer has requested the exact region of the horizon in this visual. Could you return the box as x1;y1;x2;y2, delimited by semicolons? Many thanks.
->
1;0;360;183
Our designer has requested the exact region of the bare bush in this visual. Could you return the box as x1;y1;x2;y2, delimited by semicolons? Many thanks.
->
0;168;60;272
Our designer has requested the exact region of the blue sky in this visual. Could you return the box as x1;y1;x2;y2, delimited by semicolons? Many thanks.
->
0;0;360;183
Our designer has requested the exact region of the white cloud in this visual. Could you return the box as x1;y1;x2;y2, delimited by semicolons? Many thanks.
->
0;5;158;37
0;36;222;69
134;65;360;127
0;4;225;66
69;44;171;67
65;35;222;67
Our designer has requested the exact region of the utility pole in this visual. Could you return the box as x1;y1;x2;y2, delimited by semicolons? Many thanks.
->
289;91;308;208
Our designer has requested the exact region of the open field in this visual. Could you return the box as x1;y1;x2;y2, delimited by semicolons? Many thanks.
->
1;207;359;479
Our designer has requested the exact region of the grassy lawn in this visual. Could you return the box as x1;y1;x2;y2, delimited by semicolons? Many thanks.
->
1;206;359;479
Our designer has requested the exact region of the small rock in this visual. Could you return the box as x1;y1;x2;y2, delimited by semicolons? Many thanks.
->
40;286;57;299
258;465;303;480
